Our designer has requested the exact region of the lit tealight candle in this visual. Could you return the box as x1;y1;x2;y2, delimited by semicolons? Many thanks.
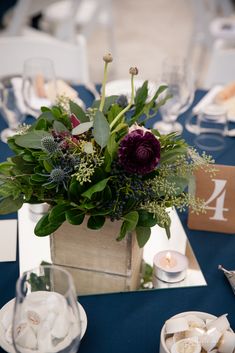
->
153;250;188;283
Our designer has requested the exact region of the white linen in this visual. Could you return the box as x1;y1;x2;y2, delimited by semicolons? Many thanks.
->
0;219;17;262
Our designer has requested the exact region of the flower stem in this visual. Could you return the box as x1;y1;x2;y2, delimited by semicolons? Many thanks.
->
110;74;135;130
99;62;108;112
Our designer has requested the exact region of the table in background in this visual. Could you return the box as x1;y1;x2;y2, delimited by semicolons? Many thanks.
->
0;89;235;353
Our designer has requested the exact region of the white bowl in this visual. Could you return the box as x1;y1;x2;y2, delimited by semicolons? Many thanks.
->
159;311;217;353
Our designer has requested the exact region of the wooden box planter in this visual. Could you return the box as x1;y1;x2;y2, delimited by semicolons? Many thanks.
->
50;218;143;295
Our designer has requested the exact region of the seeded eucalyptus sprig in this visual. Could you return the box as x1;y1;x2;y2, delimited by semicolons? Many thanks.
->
0;53;214;247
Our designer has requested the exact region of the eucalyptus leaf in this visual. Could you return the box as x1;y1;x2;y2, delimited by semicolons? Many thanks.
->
37;111;54;123
107;133;118;158
15;131;51;149
93;110;110;149
69;100;88;122
53;120;69;132
92;95;119;114
72;121;93;135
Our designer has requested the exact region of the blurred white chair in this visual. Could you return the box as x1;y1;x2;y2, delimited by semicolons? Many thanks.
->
0;35;89;83
42;0;116;53
2;0;116;55
203;40;235;88
2;0;80;42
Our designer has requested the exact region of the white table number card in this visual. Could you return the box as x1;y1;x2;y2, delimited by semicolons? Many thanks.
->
0;219;17;262
188;165;235;234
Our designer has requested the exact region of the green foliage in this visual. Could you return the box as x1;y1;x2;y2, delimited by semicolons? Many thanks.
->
69;100;89;122
0;68;213;247
93;110;110;149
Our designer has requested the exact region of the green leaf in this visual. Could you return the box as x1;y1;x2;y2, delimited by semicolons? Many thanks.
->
34;118;48;130
137;210;157;227
93;110;110;149
165;224;171;239
30;174;48;182
81;178;110;199
87;215;105;230
134;80;148;115
66;209;85;225
117;211;139;241
23;154;34;162
107;133;118;159
34;214;62;236
136;226;151;247
92;95;119;114
72;121;93;135
53;120;69;133
43;159;53;172
36;111;55;123
14;131;51;149
0;196;24;214
49;204;70;223
69;100;88;122
0;162;13;175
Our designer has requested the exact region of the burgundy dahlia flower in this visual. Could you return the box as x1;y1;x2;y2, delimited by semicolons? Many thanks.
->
118;129;161;175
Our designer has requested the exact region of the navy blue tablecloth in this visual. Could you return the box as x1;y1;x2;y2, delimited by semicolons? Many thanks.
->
0;89;235;353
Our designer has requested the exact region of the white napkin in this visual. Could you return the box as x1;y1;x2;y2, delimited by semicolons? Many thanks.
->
0;219;17;262
193;85;235;123
11;77;84;115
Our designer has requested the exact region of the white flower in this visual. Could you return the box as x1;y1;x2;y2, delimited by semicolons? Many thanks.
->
83;142;94;154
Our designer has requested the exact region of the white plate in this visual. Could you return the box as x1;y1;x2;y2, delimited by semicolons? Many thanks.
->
192;85;235;122
105;79;157;100
0;298;87;353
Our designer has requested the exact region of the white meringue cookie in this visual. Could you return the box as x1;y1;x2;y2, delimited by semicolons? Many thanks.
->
201;327;222;352
51;312;70;339
206;315;230;334
173;328;205;344
37;321;54;353
185;315;206;329
44;311;57;329
166;337;174;351
165;317;189;334
171;337;201;353
14;322;37;350
46;292;67;314
218;331;235;353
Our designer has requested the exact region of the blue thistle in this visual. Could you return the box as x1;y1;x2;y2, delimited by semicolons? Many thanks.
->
116;95;128;108
42;167;70;191
41;136;59;154
50;168;66;183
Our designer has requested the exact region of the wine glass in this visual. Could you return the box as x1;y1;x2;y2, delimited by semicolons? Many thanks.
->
154;57;195;135
0;84;25;143
22;58;57;116
12;265;82;353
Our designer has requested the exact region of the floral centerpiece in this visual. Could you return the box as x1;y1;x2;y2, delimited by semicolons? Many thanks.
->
0;54;212;248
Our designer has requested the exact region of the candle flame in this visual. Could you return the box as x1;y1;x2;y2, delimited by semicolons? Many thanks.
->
166;252;171;265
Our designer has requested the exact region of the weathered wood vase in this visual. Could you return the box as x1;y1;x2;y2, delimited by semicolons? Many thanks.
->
50;218;143;295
